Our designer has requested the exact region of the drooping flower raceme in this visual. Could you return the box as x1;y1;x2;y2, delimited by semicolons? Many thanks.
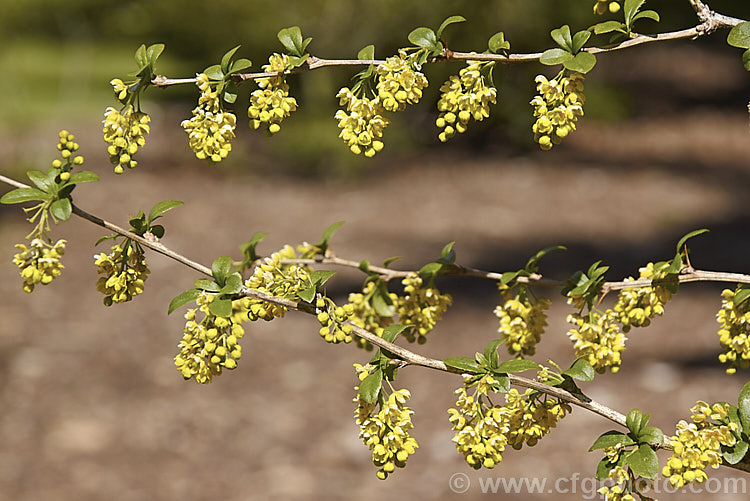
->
396;272;452;343
567;308;627;373
248;53;298;134
375;50;429;112
174;292;245;384
715;287;750;374
347;281;396;349
494;286;550;357
530;72;585;150
662;401;738;488
335;87;389;157
435;60;497;142
12;238;66;293
613;262;673;332
181;73;237;163
354;365;418;480
102;101;151;174
94;244;150;306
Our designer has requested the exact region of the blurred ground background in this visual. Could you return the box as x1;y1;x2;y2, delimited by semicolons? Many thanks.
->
1;1;750;500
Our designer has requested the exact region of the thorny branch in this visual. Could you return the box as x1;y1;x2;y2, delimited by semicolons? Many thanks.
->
2;172;750;473
151;2;746;87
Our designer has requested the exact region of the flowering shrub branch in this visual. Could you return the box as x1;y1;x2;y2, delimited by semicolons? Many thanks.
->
3;0;750;497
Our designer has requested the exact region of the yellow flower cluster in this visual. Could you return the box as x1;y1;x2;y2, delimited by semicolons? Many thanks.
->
354;367;418;480
238;245;312;321
448;375;510;469
181;73;237;163
593;0;621;15
316;298;355;344
567;309;627;373
435;60;497;142
494;288;550;357
375;50;429;112
614;263;672;332
598;466;638;501
102;103;150;174
715;287;750;374
347;281;395;349
12;239;66;293
397;272;452;343
174;292;245;384
335;87;389;157
54;130;84;172
94;244;150;306
530;73;585;150
503;388;571;449
662;401;738;488
248;53;298;134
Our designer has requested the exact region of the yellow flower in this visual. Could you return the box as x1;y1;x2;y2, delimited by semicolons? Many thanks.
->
715;287;750;374
12;238;66;293
375;50;429;112
181;73;236;163
436;60;497;142
396;273;452;343
530;73;584;150
335;87;389;157
102;105;150;174
494;286;550;357
94;244;150;305
567;309;626;373
248;53;298;133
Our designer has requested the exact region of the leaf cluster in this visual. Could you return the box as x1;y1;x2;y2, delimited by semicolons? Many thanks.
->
727;21;750;71
593;0;660;40
204;45;253;104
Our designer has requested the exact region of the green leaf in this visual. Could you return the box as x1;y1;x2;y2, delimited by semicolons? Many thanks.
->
494;375;510;393
436;15;466;40
0;187;47;204
563;358;595;382
594;21;625;35
230;58;252;74
358;260;371;274
310;270;337;287
728;404;743;436
563;51;597;74
314;221;345;253
278;26;310;56
94;234;118;246
494;359;541;373
50;197;72;221
67;171;100;185
743;49;750;71
146;43;165;65
625;444;659;479
733;285;750;307
148;200;183;223
357;44;375;60
526;245;566;273
372;286;397;317
382;324;410;343
443;357;482;374
149;222;164;237
483;339;503;368
439;241;456;264
728;22;750;49
540;48;573;66
221;273;243;295
632;10;660;23
488;32;510;53
589;431;636;451
209;298;232;318
383;256;401;268
408;27;438;49
675;228;709;254
168;288;201;314
194;279;221;292
738;380;750;434
624;0;647;28
638;426;664;445
571;30;591;53
626;408;643;435
723;440;749;465
134;44;148;69
211;256;232;283
358;369;383;403
204;64;223;81
223;81;238;104
239;232;268;263
27;170;54;191
297;287;315;303
500;270;523;286
418;262;442;277
550;25;573;52
221;45;241;73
